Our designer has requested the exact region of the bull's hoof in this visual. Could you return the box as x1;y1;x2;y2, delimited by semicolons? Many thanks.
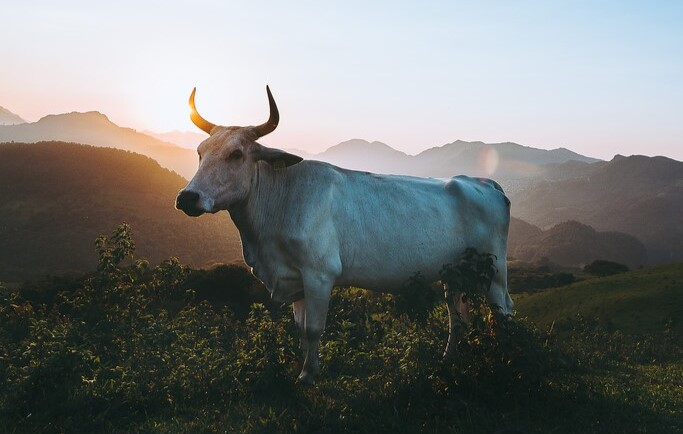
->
297;370;316;386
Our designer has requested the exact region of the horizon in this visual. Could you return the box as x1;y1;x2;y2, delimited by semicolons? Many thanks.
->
1;1;682;161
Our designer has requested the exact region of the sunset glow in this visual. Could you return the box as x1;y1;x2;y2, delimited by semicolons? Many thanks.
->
1;1;682;160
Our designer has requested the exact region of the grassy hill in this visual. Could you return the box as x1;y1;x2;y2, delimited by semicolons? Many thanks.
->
0;141;243;283
514;262;683;335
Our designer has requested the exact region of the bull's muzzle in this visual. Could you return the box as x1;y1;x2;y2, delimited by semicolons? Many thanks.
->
175;190;204;217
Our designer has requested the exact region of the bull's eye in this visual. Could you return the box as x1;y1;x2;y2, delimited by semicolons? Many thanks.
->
229;149;243;160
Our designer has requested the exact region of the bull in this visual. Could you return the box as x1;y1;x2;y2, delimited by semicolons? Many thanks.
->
176;86;513;384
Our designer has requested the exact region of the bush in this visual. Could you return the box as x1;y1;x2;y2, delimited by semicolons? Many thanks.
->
584;259;629;277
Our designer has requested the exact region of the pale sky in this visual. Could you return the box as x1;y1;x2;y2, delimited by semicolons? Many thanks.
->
1;1;682;160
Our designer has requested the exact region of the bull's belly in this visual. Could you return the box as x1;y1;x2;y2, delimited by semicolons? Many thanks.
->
335;246;458;292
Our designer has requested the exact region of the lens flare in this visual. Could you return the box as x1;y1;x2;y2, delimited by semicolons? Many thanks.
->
477;146;499;177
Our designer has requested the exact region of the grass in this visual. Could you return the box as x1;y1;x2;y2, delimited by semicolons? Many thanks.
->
514;263;683;335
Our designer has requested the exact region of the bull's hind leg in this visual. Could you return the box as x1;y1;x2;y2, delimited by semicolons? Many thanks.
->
485;258;514;315
443;285;470;358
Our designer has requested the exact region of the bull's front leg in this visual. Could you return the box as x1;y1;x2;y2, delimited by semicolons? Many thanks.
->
292;299;307;363
296;275;333;385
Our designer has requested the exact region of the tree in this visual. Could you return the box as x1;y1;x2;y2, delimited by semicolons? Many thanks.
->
584;259;629;277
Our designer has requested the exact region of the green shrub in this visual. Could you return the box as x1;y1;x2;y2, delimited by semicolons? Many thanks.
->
584;259;630;277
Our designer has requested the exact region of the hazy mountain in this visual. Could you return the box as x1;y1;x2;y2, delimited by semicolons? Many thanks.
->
0;141;243;283
412;140;599;178
302;139;600;193
314;139;413;174
0;112;198;179
510;155;683;264
143;129;207;148
508;218;647;267
0;106;26;125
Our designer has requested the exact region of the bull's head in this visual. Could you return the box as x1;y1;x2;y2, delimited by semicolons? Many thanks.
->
176;86;302;216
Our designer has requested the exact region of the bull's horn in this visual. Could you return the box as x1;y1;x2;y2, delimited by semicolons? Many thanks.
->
252;85;279;138
189;87;217;135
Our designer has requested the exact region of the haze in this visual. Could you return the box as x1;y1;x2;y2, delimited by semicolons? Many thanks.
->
1;1;682;160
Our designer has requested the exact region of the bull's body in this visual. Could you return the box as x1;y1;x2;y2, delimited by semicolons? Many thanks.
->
177;86;513;383
232;160;512;309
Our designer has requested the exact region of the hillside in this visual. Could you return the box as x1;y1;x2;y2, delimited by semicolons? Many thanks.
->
0;112;197;178
510;154;683;264
0;106;26;125
0;142;243;283
508;219;648;267
143;129;206;148
514;262;683;335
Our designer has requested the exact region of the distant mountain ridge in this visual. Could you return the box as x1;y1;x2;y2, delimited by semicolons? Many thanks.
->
3;109;679;266
307;139;600;194
0;106;26;125
0;112;198;178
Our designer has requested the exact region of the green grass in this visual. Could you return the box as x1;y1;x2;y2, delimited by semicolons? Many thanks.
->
514;263;683;335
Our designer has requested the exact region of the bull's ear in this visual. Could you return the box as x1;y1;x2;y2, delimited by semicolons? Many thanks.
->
252;145;303;169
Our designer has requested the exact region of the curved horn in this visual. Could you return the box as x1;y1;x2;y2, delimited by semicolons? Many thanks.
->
189;87;217;135
252;85;279;138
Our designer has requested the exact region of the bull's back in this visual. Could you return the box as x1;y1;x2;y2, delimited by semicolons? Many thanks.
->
330;169;509;290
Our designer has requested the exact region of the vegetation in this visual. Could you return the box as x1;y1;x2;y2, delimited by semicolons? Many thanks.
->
1;225;681;433
515;262;683;335
584;259;630;277
508;264;577;293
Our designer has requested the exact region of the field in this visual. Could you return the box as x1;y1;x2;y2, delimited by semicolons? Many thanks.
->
1;226;681;433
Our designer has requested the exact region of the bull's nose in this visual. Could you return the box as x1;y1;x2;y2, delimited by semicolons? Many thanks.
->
176;190;202;216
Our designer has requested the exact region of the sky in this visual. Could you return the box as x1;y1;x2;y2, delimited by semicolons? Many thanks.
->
1;0;682;160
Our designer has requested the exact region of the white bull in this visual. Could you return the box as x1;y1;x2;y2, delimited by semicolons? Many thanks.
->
176;86;513;384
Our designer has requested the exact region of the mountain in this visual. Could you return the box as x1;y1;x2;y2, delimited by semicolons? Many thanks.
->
510;155;683;264
0;141;243;283
143;130;207;148
0;112;198;179
508;219;647;267
304;139;599;194
0;106;26;125
314;139;413;174
412;140;599;179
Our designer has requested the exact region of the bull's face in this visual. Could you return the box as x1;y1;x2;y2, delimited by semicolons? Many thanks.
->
176;87;302;217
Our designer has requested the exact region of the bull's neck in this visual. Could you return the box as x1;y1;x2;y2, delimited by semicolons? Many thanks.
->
227;162;286;243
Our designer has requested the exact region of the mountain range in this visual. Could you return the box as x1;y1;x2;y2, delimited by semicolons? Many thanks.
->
0;112;198;179
510;155;683;264
1;105;680;270
0;113;599;189
0;106;26;125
